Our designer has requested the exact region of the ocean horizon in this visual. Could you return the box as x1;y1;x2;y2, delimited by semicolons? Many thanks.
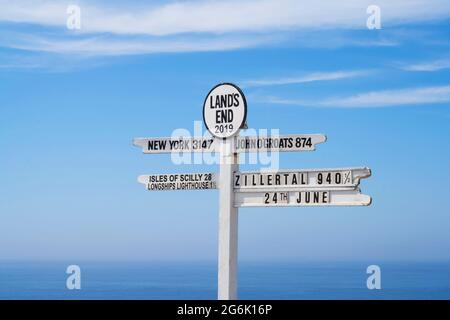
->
1;261;449;300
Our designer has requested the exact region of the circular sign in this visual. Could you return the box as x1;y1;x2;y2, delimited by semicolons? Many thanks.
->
203;83;247;139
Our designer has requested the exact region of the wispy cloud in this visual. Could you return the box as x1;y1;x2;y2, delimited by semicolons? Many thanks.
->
0;0;449;57
260;85;450;108
401;58;450;72
0;51;113;72
1;0;450;36
241;70;369;87
0;32;277;56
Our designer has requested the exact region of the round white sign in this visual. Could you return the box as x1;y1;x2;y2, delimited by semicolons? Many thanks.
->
203;83;247;139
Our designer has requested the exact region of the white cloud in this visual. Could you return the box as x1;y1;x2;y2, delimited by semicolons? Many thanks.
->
241;70;368;87
0;51;112;72
402;58;450;72
0;32;278;56
0;0;449;56
261;85;450;108
1;0;450;36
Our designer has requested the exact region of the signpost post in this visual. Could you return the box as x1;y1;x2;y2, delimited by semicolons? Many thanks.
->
217;139;239;300
203;83;247;300
133;82;372;300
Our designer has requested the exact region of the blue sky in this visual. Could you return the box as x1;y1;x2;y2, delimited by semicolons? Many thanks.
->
1;0;450;262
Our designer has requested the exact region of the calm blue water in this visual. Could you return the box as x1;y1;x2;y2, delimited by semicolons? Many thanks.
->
0;262;449;299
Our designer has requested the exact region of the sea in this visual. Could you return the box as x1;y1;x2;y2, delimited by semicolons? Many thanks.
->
0;261;449;300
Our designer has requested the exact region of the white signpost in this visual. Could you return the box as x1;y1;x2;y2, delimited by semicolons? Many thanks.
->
234;134;326;152
138;173;218;191
234;167;371;191
133;83;372;300
203;83;247;139
133;137;216;154
133;134;326;154
235;189;372;207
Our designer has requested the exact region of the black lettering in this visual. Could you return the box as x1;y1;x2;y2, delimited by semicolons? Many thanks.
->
215;95;221;108
291;174;298;185
283;173;289;184
215;109;234;123
234;175;240;187
227;94;234;108
300;173;307;185
296;192;302;203
275;174;281;185
323;192;329;203
305;192;311;203
313;192;319;203
227;109;233;122
220;95;227;108
288;137;293;148
233;93;240;106
264;193;270;204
